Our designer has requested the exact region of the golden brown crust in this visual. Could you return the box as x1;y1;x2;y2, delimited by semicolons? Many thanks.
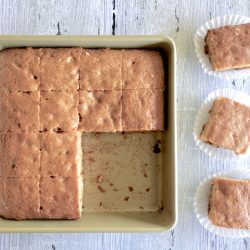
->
0;90;40;132
200;97;250;154
0;132;40;177
122;50;164;89
78;90;122;132
208;177;250;229
122;89;164;131
0;48;41;91
40;177;82;219
79;49;122;90
40;48;80;91
40;132;82;177
0;177;40;220
205;23;250;71
40;90;79;132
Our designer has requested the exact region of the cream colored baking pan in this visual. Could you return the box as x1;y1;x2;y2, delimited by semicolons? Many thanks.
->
0;35;176;232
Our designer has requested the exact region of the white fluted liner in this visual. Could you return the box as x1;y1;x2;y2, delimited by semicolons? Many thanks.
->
194;169;250;238
194;15;250;80
193;89;250;160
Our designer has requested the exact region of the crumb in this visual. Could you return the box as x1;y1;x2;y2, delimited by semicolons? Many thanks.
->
158;206;164;214
98;185;105;193
96;175;104;183
204;44;209;54
88;157;95;162
153;140;161;154
124;196;129;201
109;182;113;186
128;186;134;192
94;132;101;139
139;206;144;209
146;188;150;192
143;173;148;178
99;202;103;206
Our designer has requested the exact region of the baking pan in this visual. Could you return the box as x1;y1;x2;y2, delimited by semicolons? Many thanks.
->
0;35;177;232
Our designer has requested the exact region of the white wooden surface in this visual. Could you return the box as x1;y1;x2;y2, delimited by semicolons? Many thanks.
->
0;0;250;249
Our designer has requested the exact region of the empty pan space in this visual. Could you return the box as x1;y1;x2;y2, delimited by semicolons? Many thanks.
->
82;132;164;212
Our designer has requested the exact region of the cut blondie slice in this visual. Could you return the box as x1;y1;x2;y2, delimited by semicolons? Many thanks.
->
200;97;250;154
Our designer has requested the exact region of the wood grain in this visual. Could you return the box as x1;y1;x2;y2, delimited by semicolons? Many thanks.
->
0;0;250;249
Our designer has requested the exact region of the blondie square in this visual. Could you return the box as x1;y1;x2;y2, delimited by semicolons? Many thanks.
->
40;48;80;91
0;91;39;132
122;50;164;89
79;49;122;90
40;132;82;177
78;90;122;132
40;177;83;219
200;97;250;154
209;177;250;229
205;23;250;71
122;89;164;131
40;90;79;132
0;47;40;91
0;132;40;177
0;177;40;220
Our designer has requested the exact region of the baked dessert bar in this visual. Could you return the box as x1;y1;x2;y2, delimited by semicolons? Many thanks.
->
40;177;83;219
205;23;250;71
200;97;250;154
78;90;122;132
40;132;82;177
79;49;122;90
0;91;40;132
122;89;164;131
40;48;80;91
40;90;79;132
209;177;250;229
0;132;40;177
122;50;164;89
0;177;40;220
0;48;40;91
0;65;39;92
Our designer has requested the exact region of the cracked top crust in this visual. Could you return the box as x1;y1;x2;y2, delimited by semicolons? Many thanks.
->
0;90;40;132
200;97;250;154
0;177;40;220
122;89;164;131
78;90;122;132
0;48;41;91
40;48;81;91
79;49;122;91
40;131;82;177
0;132;40;177
205;23;250;71
122;50;164;89
40;177;82;219
209;177;250;229
40;90;79;132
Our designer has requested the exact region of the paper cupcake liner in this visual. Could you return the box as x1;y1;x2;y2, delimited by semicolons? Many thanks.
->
194;169;250;238
194;15;250;80
193;88;250;161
